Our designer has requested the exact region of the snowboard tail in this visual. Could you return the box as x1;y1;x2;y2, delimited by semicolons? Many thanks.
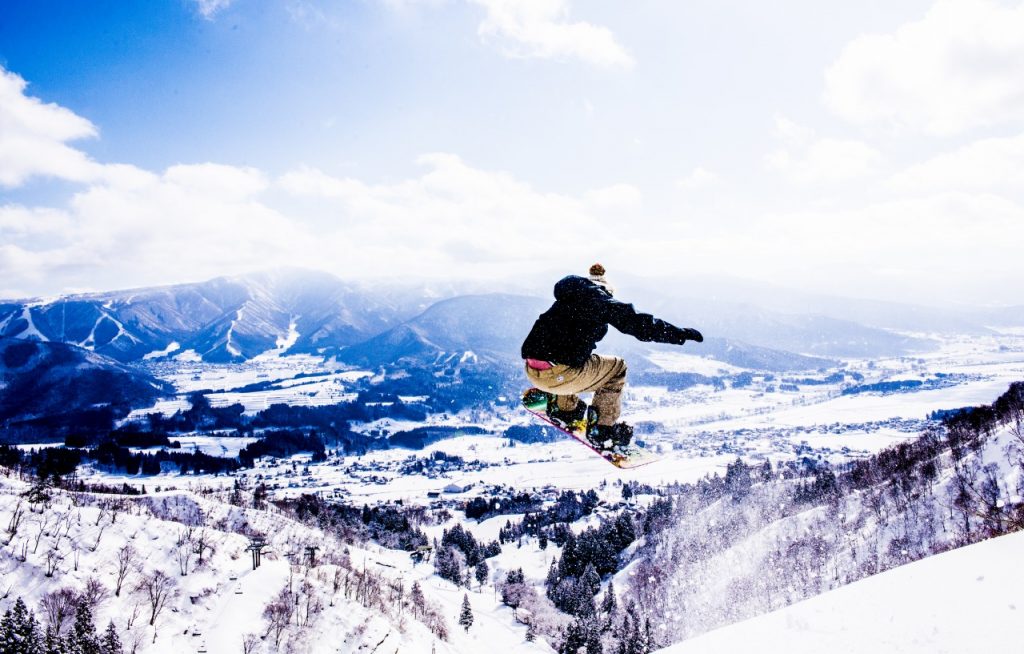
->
521;388;660;469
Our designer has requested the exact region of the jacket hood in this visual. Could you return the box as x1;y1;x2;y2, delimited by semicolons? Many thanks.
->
553;275;604;302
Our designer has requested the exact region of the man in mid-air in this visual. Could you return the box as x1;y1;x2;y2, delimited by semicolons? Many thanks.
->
521;264;703;449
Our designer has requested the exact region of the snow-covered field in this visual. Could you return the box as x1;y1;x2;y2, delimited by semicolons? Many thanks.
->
657;529;1024;654
103;332;1024;508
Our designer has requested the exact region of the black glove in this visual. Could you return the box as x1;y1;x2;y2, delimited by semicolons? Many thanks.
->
682;328;703;343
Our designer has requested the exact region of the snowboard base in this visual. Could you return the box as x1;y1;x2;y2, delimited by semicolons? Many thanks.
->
521;388;660;469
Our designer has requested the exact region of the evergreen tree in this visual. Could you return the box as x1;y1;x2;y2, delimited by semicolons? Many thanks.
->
43;627;65;654
410;581;425;618
525;621;536;642
582;563;601;597
725;457;753;501
582;616;603;654
559;532;580;578
615;613;632;654
560;618;585;654
639;617;653;654
474;560;489;588
545;560;560;597
560;615;603;654
501;569;526;609
611;514;636;551
458;594;474;632
99;623;121;654
600;581;617;632
618;602;647;654
66;603;100;654
1;598;43;654
434;546;462;586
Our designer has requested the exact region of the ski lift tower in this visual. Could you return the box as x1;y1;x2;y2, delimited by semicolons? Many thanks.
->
246;536;268;570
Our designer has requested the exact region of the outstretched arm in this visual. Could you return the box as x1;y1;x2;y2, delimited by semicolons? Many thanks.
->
600;293;702;345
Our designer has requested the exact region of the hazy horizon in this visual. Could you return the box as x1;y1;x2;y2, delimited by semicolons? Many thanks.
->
2;1;1024;306
3;265;1019;319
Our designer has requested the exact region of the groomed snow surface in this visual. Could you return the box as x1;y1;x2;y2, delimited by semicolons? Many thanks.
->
658;530;1024;654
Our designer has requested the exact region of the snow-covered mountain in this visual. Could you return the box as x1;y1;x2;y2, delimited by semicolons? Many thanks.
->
0;269;952;368
0;269;429;363
333;292;836;372
0;339;171;431
335;294;548;367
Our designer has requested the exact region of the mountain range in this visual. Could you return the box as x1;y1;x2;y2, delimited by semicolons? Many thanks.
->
0;269;435;363
1;268;1002;374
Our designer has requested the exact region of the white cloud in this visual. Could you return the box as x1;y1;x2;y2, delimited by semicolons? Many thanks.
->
164;163;268;199
772;115;816;146
766;138;882;184
745;192;1024;302
583;183;643;212
0;67;103;187
474;0;633;68
277;153;625;276
1;149;645;296
0;206;72;236
453;0;633;68
765;118;882;184
889;132;1024;192
379;0;451;11
377;0;633;68
195;0;235;20
675;167;719;191
824;0;1024;135
624;191;1024;304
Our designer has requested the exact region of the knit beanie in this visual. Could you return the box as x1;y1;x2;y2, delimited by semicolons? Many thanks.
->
588;263;615;295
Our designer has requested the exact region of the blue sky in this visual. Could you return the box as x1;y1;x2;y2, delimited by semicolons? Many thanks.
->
1;0;1023;305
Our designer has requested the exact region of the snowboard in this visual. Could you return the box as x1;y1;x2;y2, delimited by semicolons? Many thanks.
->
521;387;661;469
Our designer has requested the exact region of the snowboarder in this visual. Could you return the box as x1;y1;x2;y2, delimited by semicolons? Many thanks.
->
521;264;703;449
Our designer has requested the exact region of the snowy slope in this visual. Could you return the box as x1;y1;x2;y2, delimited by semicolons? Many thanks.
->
657;529;1024;654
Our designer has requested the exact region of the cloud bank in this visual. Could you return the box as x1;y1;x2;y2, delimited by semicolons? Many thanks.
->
824;0;1024;135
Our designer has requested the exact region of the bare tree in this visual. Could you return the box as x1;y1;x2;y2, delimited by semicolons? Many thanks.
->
32;514;51;553
242;633;260;654
137;569;175;626
193;528;213;566
263;587;293;647
40;587;77;634
109;499;125;524
44;547;65;577
124;601;142;631
127;626;145;654
81;575;111;612
176;539;195;576
115;544;136;597
49;512;74;551
96;500;110;526
5;499;24;537
92;523;108;551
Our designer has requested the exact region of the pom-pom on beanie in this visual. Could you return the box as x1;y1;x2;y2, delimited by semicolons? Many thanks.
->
588;263;614;295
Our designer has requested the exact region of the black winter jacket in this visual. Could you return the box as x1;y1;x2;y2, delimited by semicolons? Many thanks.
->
521;275;698;367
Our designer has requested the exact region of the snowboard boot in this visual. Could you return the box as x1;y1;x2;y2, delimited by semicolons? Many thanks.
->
588;422;633;451
547;398;588;429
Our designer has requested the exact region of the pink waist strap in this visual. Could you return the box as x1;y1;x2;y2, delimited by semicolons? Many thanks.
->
525;358;554;370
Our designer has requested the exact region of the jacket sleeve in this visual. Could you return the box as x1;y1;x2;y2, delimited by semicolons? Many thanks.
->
597;292;691;345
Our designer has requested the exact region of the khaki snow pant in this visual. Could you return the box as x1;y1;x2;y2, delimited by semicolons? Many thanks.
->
524;355;627;426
